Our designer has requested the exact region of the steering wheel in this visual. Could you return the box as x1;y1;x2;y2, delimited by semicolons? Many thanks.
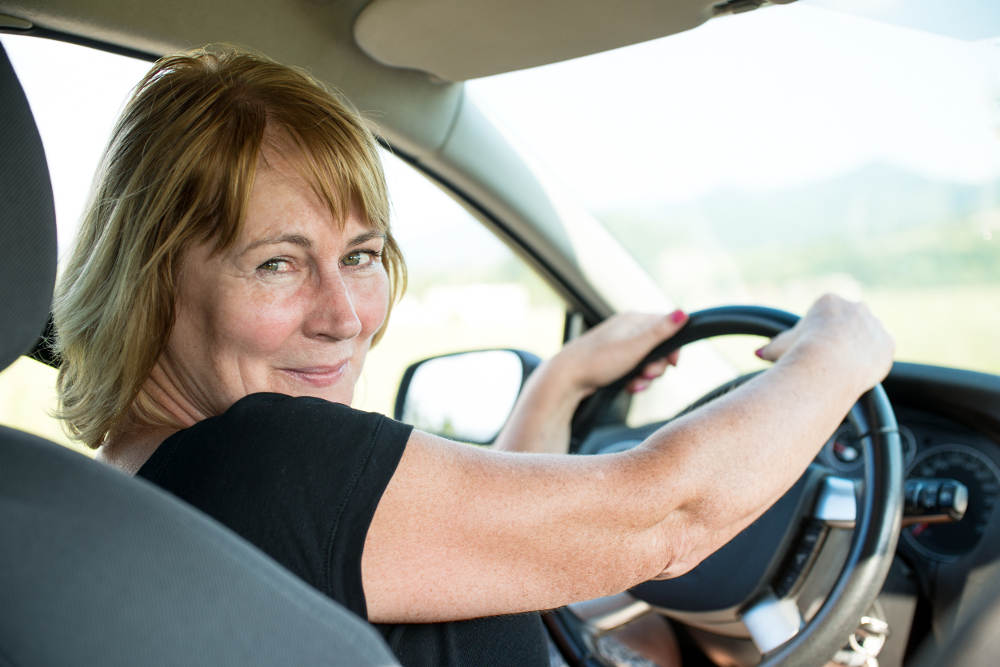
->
548;306;904;666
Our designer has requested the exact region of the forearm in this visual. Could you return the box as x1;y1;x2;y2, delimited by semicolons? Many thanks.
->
491;356;588;454
493;311;684;454
630;342;866;576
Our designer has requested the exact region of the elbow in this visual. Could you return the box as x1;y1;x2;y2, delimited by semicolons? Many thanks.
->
611;442;736;586
637;507;722;582
648;551;709;581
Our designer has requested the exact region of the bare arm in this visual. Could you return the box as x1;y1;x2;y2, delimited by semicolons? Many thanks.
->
362;295;894;623
492;311;683;454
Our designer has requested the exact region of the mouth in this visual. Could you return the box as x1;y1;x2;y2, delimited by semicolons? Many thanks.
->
278;361;349;388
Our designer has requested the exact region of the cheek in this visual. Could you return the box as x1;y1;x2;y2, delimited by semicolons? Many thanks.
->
199;271;389;355
212;290;301;353
355;273;390;340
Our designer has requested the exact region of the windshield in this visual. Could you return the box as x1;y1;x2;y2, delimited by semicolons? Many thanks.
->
468;1;1000;375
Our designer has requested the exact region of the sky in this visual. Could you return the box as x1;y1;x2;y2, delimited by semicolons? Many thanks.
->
467;2;1000;210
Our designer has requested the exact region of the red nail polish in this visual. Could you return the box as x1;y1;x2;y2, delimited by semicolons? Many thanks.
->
755;347;766;359
670;309;686;324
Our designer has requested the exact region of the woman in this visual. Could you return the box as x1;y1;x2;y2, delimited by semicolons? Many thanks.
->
53;46;894;666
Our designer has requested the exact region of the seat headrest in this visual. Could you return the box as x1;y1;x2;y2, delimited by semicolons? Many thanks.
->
0;44;58;372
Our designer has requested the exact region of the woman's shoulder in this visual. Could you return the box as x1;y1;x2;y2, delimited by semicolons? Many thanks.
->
207;392;409;452
135;396;412;614
221;392;404;438
226;391;370;419
144;392;411;482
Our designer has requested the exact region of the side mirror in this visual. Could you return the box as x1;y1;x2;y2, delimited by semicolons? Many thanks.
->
394;349;541;444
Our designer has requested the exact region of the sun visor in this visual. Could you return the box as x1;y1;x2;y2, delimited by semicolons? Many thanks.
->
354;0;724;81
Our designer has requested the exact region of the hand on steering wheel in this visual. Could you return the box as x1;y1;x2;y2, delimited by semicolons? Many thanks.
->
547;310;687;398
555;303;903;667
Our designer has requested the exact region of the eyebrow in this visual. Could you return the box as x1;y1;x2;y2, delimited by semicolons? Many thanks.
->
347;230;387;246
241;234;312;254
240;230;386;255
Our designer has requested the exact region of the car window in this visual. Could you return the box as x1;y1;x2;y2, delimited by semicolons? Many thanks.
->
0;34;566;450
354;150;566;414
468;1;1000;387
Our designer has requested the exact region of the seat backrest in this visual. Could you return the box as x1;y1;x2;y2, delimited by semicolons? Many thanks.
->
0;42;397;667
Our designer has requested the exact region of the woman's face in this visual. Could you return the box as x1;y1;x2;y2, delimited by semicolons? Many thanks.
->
156;144;389;421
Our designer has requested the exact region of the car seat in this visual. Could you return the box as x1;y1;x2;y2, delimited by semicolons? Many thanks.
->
0;42;397;667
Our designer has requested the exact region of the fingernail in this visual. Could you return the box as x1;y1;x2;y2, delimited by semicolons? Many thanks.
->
669;309;686;324
642;370;659;379
755;347;766;359
629;380;651;393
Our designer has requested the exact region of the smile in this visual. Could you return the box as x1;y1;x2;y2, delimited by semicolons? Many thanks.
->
279;362;349;388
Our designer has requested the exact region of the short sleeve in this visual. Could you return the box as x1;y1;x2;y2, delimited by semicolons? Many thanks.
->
138;392;412;619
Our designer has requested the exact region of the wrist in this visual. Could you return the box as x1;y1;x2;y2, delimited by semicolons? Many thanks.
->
775;338;870;400
539;352;597;404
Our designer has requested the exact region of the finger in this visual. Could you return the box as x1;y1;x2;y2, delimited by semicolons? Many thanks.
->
647;308;687;340
755;327;796;362
638;310;686;372
639;357;671;380
626;378;651;394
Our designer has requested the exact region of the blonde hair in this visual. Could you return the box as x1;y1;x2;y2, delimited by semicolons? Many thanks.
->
53;45;406;448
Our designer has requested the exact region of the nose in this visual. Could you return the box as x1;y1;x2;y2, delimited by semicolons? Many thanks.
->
303;270;363;341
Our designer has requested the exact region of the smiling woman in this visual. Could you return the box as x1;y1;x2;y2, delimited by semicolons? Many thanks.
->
51;47;405;453
160;139;392;425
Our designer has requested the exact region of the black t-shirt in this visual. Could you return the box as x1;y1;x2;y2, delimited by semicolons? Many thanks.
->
137;393;548;667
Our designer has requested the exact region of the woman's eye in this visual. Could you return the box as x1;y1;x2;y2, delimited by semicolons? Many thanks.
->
256;258;291;273
342;250;382;267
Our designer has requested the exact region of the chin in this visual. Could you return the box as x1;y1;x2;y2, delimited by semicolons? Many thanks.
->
292;385;354;406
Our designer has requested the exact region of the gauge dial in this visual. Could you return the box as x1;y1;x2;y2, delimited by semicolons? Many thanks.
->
902;444;1000;560
822;422;863;472
820;423;916;474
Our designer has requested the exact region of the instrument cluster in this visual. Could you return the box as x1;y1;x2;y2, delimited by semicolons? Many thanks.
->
819;408;1000;561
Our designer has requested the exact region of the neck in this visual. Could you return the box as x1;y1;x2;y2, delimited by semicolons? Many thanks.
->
140;358;211;427
97;423;178;476
97;357;208;475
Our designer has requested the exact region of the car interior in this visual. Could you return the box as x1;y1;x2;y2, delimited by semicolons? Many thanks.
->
2;1;1000;666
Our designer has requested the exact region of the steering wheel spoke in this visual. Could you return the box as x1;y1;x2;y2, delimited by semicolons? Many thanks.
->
741;591;804;654
814;475;859;529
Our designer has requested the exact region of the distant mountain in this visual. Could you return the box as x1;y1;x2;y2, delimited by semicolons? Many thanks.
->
598;162;996;256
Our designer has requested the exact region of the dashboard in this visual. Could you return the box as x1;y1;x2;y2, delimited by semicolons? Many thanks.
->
821;406;1000;563
881;364;1000;570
